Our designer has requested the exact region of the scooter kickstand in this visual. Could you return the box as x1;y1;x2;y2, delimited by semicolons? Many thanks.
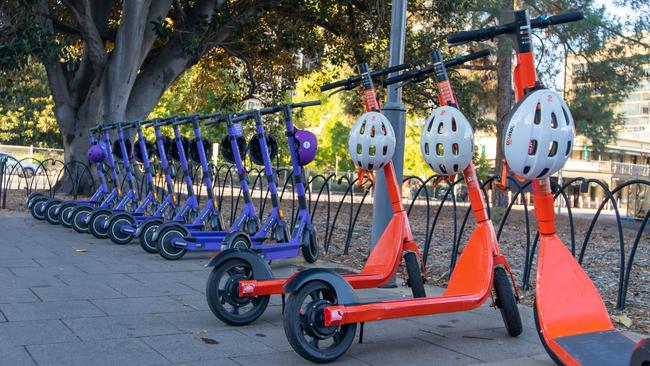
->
358;322;365;344
281;294;286;314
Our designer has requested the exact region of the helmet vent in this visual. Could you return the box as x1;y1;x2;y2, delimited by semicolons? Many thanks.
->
370;126;376;138
437;122;444;134
566;141;572;156
356;144;362;154
439;165;448;175
436;143;444;156
548;141;558;157
360;122;366;135
452;143;459;156
369;145;376;157
537;168;549;178
424;142;430;155
550;112;558;128
528;139;538;155
427;120;434;132
382;145;388;155
367;163;374;170
523;166;531;174
453;164;459;172
534;103;542;125
451;118;457;132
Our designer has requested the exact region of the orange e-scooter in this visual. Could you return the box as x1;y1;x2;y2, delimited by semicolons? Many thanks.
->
448;9;650;366
279;48;522;362
204;62;429;327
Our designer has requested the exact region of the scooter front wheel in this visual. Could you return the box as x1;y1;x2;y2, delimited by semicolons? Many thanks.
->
44;200;62;225
89;209;112;239
206;258;270;326
108;213;136;245
283;280;356;363
493;267;523;337
30;197;48;220
157;225;187;260
139;220;162;253
301;224;319;264
60;203;78;228
71;206;93;233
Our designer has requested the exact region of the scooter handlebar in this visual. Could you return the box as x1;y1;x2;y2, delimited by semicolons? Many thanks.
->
320;64;411;91
384;49;490;85
447;10;584;46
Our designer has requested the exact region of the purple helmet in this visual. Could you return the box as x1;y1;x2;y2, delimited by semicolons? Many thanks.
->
87;144;106;164
295;130;317;166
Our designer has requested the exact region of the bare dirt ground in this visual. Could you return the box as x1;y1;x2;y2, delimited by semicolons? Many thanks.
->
7;188;649;335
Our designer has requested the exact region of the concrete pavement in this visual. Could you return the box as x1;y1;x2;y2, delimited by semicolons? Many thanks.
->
0;210;555;365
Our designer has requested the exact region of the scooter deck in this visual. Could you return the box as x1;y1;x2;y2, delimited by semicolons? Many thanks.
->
535;233;642;365
553;330;635;366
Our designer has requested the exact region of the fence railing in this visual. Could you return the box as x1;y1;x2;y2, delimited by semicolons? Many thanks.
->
0;157;648;312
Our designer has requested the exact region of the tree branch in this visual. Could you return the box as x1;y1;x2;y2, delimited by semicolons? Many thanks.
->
61;0;107;71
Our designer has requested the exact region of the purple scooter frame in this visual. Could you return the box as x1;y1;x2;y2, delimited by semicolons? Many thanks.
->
154;113;258;260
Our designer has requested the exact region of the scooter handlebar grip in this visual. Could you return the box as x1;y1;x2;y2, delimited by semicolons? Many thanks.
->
296;100;322;108
544;11;584;26
320;78;350;92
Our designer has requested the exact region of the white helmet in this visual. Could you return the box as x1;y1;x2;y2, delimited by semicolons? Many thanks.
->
503;89;574;180
421;106;474;176
348;111;396;170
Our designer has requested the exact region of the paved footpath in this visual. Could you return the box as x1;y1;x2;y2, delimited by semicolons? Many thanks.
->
0;210;559;366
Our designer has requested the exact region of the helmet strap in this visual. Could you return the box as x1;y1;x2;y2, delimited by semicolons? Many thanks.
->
356;168;375;191
495;159;510;191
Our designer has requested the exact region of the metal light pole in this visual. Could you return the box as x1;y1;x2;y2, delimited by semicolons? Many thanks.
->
370;0;407;287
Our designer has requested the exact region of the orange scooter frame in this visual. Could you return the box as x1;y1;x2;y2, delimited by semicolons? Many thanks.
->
279;50;522;363
449;9;649;366
317;52;517;329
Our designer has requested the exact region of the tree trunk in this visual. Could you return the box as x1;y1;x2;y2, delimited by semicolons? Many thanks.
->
492;0;514;208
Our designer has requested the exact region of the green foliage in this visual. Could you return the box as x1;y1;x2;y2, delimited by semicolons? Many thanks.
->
0;60;61;147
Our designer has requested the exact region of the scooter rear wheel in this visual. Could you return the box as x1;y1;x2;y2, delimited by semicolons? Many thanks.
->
206;258;270;326
71;206;93;233
157;225;188;260
108;213;136;245
139;220;162;253
44;200;62;225
284;280;357;363
493;267;523;337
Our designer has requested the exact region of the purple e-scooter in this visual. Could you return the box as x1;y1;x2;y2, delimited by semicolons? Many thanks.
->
105;116;179;244
136;115;212;253
70;123;127;233
155;112;260;260
220;101;321;262
86;120;160;239
30;127;115;225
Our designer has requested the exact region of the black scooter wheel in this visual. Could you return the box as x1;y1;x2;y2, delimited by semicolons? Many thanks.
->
108;213;136;245
44;200;62;225
89;209;112;239
283;280;356;363
30;197;48;220
206;258;270;326
139;220;162;253
157;225;188;260
404;251;426;298
71;206;93;233
223;232;251;250
301;225;319;264
60;203;77;228
493;267;523;337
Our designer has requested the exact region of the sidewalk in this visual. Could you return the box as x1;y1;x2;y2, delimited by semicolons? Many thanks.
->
0;210;554;365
